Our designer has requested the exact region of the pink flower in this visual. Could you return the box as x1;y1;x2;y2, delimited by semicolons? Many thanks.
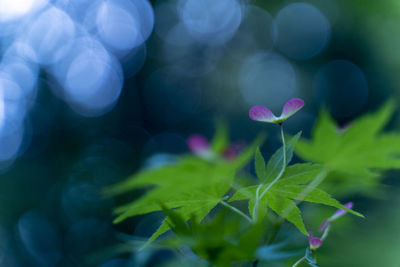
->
249;98;304;124
187;135;212;158
187;134;245;160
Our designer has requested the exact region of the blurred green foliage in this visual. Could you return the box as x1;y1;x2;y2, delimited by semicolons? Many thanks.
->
296;101;400;196
106;127;264;243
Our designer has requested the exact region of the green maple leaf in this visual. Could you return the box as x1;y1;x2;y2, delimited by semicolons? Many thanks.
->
231;163;362;235
295;101;400;195
230;133;363;235
106;133;265;242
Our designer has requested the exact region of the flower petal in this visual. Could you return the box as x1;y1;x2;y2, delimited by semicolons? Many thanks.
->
330;202;353;221
249;106;278;123
280;98;304;120
319;219;330;233
187;135;210;155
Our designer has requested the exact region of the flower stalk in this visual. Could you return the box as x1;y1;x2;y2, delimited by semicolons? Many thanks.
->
249;98;304;223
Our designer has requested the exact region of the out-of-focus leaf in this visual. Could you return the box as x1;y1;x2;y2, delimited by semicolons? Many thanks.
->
211;123;229;154
107;133;265;243
295;101;400;195
161;209;268;267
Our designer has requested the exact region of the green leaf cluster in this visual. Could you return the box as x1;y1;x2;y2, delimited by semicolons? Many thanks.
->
106;116;373;266
295;101;400;195
105;129;264;242
160;207;268;267
230;133;362;236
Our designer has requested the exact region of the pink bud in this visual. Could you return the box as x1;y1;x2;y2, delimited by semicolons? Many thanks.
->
308;231;323;250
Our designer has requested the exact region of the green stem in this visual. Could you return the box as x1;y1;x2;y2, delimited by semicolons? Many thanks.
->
259;124;287;199
220;200;252;223
321;224;331;241
292;256;305;267
252;124;287;223
252;184;262;222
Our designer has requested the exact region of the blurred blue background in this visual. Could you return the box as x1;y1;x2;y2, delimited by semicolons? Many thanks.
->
0;0;399;266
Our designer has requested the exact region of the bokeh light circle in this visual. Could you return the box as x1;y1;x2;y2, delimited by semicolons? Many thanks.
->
96;1;139;51
25;6;76;65
239;52;298;110
180;0;242;45
227;5;274;58
85;0;154;53
51;37;124;117
273;3;330;60
0;0;48;22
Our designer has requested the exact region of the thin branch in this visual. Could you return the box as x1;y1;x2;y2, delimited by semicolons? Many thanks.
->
292;256;305;267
